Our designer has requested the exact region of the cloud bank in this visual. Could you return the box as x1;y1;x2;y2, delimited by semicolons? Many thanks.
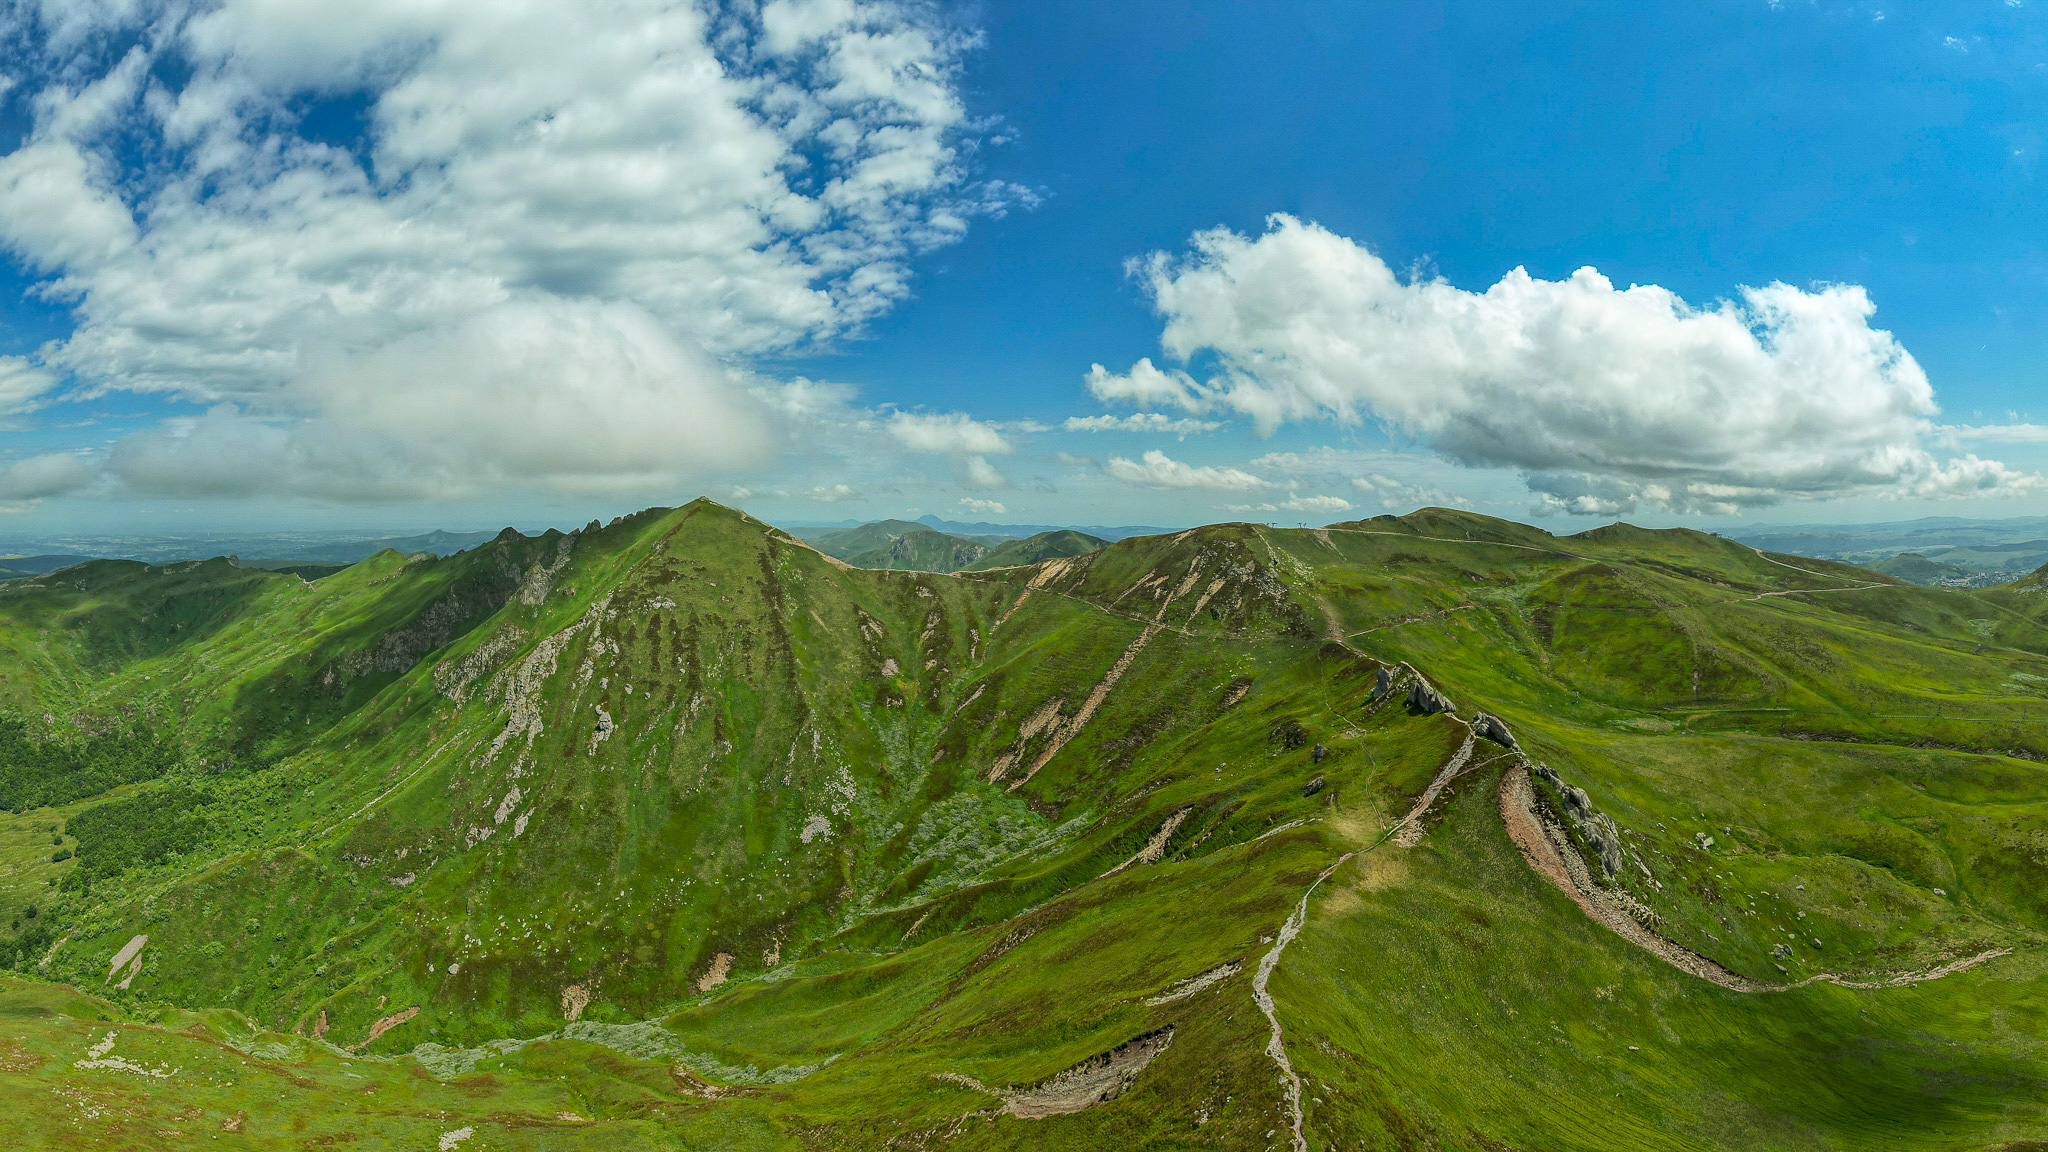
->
1089;215;2034;514
0;0;1019;502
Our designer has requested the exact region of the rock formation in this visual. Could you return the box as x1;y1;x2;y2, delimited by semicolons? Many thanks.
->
1473;712;1517;749
1407;678;1455;715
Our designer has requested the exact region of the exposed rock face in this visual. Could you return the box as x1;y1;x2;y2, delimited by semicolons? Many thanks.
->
1371;666;1393;700
1408;678;1456;715
996;1026;1177;1118
1535;763;1624;878
1473;712;1517;749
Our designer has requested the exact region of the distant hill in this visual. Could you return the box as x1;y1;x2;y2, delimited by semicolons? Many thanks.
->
1866;552;1979;585
807;521;1111;572
296;529;497;564
843;528;993;572
0;554;93;580
787;515;1167;543
808;520;962;560
962;529;1110;570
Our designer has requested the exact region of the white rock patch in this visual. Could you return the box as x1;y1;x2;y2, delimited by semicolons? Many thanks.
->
104;935;147;984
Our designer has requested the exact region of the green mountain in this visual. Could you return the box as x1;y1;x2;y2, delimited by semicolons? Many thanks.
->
2;500;2048;1149
807;518;952;559
962;528;1110;570
842;527;993;571
1867;551;1979;585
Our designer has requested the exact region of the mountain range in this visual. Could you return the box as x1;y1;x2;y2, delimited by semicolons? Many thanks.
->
1;500;2046;1149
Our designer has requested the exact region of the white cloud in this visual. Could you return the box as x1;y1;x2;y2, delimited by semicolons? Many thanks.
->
1084;358;1201;410
0;452;99;504
0;357;60;416
1945;423;2048;444
1221;493;1353;515
807;483;859;502
886;410;1014;455
1104;449;1267;490
0;0;1012;500
1094;214;2036;513
959;453;1009;489
957;496;1006;515
1062;412;1221;434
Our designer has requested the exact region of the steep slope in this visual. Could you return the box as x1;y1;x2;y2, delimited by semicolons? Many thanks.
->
4;500;2048;1149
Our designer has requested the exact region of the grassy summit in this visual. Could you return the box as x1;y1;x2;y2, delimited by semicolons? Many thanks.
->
0;500;2045;1149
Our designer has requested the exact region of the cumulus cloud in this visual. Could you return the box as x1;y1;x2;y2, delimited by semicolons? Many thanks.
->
1104;449;1267;490
0;0;1014;500
1062;412;1221;434
1091;215;2036;513
0;452;99;504
957;496;1007;515
885;411;1014;455
101;301;777;499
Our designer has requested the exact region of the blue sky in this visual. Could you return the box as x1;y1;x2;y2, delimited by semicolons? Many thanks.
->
0;0;2043;535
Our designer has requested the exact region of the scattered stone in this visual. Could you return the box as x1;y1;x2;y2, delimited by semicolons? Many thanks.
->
1933;887;1947;896
1771;943;1792;960
1302;777;1325;798
1270;719;1309;750
1311;743;1327;764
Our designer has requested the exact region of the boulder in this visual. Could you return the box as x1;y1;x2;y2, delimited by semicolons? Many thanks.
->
1311;743;1328;764
1473;712;1517;749
1302;776;1325;798
1371;666;1393;700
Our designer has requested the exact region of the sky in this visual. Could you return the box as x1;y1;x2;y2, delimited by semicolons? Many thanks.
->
0;0;2044;536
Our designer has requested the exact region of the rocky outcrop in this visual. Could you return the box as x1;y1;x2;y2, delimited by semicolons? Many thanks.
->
1534;763;1622;878
1473;712;1517;749
1371;666;1393;700
946;1027;1177;1119
1407;678;1456;715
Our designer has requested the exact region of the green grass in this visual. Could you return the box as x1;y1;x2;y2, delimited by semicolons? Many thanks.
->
0;500;2045;1148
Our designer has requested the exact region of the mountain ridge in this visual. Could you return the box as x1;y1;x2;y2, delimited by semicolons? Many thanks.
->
1;497;2047;1148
